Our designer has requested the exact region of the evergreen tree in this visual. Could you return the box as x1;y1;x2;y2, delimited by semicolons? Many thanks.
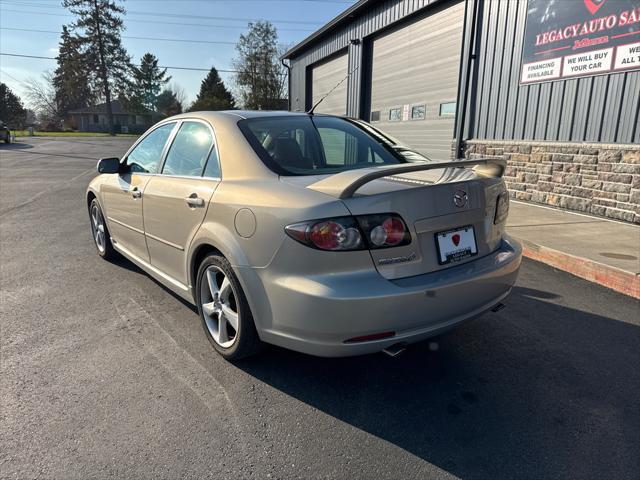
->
63;0;131;134
53;25;93;118
189;67;235;111
0;83;27;128
156;88;183;117
131;53;171;111
234;21;286;109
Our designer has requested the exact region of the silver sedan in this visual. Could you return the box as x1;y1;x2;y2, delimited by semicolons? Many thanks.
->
86;111;521;359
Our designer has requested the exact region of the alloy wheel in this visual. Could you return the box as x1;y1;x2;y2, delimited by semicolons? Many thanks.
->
201;265;239;348
91;203;106;253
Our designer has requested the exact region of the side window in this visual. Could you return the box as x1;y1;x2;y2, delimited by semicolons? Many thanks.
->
127;123;175;173
294;129;306;156
317;126;385;167
368;147;386;164
318;128;347;165
162;121;214;177
203;146;221;178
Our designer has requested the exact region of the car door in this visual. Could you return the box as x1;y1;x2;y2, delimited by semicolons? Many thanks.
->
101;122;177;262
142;120;221;286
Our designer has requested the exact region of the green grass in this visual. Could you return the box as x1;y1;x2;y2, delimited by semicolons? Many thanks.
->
13;130;139;138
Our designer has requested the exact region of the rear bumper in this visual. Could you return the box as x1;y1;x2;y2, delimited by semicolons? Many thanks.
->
237;235;522;357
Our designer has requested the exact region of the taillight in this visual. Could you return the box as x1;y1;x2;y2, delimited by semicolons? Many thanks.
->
494;192;509;224
285;213;411;251
285;217;364;251
357;214;411;248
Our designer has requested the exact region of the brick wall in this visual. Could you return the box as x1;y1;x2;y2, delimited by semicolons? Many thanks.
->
464;140;640;224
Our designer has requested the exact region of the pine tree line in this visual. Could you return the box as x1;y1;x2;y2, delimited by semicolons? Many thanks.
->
16;1;288;134
0;83;27;129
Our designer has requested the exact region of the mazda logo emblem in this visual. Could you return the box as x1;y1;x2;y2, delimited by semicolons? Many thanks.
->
453;190;468;208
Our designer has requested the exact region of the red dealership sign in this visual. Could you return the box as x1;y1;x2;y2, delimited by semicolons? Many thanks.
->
521;0;640;84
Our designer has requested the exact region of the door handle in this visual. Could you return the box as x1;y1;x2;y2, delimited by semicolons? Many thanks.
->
131;187;142;199
185;194;204;207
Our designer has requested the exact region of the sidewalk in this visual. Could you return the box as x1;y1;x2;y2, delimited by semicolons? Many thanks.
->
507;201;640;299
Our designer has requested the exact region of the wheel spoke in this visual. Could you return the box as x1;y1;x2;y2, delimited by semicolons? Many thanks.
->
218;311;229;344
221;304;238;330
206;269;219;298
91;210;98;228
219;277;231;301
202;302;216;316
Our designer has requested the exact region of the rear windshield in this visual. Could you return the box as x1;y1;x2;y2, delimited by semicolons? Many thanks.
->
238;115;406;175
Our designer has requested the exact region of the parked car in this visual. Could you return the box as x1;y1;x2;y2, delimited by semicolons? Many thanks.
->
0;121;11;143
86;111;522;359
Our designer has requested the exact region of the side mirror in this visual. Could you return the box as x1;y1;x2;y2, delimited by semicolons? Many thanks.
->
97;157;120;174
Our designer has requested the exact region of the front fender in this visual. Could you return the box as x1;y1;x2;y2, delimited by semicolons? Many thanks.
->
86;175;111;226
86;177;100;204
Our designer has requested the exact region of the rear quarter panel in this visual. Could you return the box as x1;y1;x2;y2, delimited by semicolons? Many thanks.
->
188;178;352;281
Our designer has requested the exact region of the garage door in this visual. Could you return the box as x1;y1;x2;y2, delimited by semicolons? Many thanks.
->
369;1;465;160
310;51;348;115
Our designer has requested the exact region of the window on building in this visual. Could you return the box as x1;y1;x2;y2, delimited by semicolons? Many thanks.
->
411;105;426;120
370;111;380;122
126;123;175;174
439;102;456;117
93;114;99;123
389;108;402;122
162;121;213;177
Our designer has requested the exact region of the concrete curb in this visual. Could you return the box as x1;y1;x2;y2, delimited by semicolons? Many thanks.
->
516;238;640;299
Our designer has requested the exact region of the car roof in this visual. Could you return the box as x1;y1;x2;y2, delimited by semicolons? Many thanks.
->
225;110;311;119
166;110;341;123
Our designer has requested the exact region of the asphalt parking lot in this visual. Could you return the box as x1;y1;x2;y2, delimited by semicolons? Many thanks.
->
1;137;639;480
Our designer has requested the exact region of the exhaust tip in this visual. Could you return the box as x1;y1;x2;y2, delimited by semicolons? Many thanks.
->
382;343;407;358
491;302;506;313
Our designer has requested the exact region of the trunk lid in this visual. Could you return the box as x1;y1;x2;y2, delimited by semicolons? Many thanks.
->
282;160;507;280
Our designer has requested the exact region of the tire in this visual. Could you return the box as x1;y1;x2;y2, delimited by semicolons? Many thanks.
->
89;198;117;260
196;254;263;360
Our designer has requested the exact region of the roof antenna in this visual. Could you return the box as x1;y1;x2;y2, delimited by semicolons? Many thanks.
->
307;64;359;115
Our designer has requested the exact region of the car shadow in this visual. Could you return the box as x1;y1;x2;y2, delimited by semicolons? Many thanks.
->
235;285;640;479
111;255;198;313
0;141;33;150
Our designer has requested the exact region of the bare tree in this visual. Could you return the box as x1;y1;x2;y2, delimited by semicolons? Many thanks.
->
170;82;187;111
24;72;62;128
234;21;287;109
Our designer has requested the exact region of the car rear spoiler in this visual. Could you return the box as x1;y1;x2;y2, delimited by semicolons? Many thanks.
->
306;158;507;199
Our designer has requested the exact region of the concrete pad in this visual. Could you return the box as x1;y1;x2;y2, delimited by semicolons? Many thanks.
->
507;201;640;298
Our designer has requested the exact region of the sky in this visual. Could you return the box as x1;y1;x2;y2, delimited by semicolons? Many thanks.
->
0;0;355;107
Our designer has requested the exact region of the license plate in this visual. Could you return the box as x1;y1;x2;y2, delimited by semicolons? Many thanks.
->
435;226;478;265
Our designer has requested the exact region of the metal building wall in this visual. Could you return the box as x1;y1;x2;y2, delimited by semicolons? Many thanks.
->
310;51;350;115
288;0;445;115
288;0;640;144
467;0;640;144
368;1;466;160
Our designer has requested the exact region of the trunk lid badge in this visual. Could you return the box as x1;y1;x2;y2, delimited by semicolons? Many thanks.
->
453;189;468;208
